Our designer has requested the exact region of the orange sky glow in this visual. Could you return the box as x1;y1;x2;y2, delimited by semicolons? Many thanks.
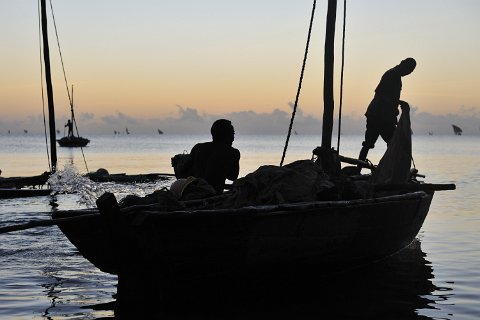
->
1;1;479;124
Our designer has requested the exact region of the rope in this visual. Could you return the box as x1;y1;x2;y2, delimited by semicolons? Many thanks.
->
280;0;316;167
336;0;347;152
38;0;51;172
70;86;90;173
49;0;72;106
49;0;89;173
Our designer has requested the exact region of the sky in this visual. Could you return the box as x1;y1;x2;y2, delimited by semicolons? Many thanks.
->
1;0;480;134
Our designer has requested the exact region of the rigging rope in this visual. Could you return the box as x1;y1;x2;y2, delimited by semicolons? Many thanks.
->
49;0;72;107
336;0;347;153
38;0;51;172
280;0;316;167
49;0;89;173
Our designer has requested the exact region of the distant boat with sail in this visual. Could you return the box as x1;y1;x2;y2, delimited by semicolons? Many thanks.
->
452;124;463;136
57;86;90;147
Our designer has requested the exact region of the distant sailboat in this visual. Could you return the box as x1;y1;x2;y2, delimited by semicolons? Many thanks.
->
125;128;130;135
452;124;462;136
158;129;164;135
57;86;90;147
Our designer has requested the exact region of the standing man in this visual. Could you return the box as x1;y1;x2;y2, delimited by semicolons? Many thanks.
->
358;58;416;162
174;119;241;194
65;119;74;137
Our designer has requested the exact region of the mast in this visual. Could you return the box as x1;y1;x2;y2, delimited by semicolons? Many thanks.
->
312;0;340;175
40;0;57;171
321;0;337;150
70;85;74;127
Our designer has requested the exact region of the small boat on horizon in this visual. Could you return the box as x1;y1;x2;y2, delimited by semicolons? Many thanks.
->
452;124;463;136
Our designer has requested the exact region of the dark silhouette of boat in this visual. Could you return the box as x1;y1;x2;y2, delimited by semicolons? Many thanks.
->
51;0;455;305
0;188;51;198
86;169;174;183
57;86;90;147
0;172;50;189
57;135;90;147
0;172;51;199
452;124;463;135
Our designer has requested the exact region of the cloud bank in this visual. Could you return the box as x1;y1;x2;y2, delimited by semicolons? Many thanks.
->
1;104;479;136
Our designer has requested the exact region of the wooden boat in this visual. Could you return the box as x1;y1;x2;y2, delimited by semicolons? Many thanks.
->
0;172;50;189
53;189;433;273
0;188;51;198
57;135;90;147
57;86;90;147
51;0;454;305
86;171;174;183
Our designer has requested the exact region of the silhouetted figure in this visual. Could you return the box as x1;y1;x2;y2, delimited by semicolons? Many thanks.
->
358;58;416;162
65;120;73;137
174;119;241;194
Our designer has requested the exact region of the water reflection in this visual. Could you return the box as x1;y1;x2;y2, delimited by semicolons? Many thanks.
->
112;239;451;319
41;275;63;319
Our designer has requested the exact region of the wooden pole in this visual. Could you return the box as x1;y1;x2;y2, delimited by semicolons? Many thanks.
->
0;212;99;234
321;0;337;150
41;0;57;171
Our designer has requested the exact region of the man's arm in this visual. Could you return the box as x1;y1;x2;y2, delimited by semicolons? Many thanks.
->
172;145;197;179
226;148;240;181
399;100;410;112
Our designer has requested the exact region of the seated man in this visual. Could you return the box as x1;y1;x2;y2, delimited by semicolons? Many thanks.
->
174;119;241;194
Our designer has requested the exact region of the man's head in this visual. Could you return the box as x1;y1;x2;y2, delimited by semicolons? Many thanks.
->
397;57;416;76
211;119;235;145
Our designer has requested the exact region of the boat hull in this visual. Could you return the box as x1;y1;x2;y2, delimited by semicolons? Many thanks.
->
0;188;51;198
57;136;90;147
0;172;50;188
53;191;433;281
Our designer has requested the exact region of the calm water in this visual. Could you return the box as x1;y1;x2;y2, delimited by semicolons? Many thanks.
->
0;134;479;319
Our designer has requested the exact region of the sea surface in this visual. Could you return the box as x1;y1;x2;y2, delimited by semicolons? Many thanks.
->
0;133;479;319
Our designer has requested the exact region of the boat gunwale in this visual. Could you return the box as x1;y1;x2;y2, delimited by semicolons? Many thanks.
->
54;190;428;217
52;191;431;223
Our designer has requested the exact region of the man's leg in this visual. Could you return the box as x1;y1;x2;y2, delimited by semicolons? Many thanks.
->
359;118;379;161
381;122;397;146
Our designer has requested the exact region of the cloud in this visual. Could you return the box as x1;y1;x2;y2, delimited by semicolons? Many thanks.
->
2;105;480;136
79;112;95;121
101;112;138;125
